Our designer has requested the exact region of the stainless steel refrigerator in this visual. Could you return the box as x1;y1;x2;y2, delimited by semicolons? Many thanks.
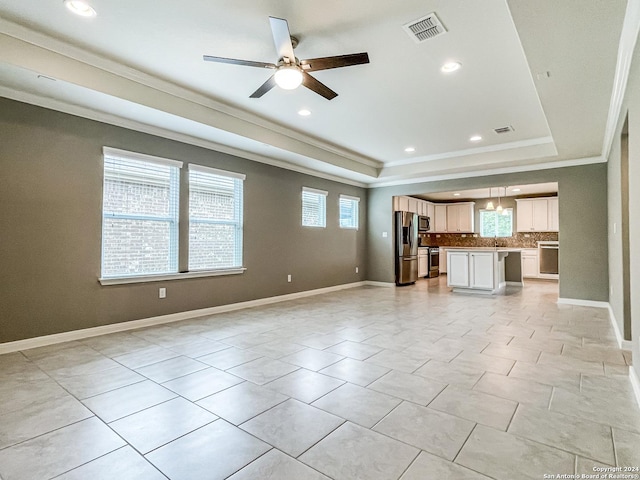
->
395;211;418;285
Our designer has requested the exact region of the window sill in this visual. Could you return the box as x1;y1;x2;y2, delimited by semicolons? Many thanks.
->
99;268;247;286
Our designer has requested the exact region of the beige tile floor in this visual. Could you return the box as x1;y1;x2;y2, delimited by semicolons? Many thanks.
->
1;277;639;480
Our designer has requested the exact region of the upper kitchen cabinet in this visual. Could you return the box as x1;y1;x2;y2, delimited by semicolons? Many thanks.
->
447;203;474;232
516;197;559;232
432;202;475;233
547;197;559;231
434;204;448;232
393;196;410;212
393;196;434;221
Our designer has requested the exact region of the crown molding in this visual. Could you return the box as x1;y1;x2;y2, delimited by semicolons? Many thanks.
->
601;0;640;161
0;86;370;188
368;155;605;188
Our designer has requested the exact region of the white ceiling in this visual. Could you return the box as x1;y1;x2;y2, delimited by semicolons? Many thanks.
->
0;0;631;187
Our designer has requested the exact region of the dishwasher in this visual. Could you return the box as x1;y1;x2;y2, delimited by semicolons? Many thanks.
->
538;241;559;278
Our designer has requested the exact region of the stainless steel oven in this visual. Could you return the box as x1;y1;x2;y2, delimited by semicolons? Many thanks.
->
538;241;559;278
428;246;440;278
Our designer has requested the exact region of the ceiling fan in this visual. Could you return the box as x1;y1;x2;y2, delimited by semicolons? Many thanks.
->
203;16;370;100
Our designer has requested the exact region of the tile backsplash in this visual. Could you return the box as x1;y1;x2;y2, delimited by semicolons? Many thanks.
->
419;232;558;248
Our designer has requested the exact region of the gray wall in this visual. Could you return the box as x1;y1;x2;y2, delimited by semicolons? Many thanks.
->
608;34;640;370
367;163;609;302
0;98;368;343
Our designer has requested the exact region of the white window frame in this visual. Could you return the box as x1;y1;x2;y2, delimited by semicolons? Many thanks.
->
99;147;247;285
188;164;245;271
339;194;360;229
100;147;182;280
479;208;514;238
302;187;328;228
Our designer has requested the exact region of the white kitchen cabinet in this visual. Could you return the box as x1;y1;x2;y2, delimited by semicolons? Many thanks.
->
407;197;419;214
470;252;495;289
418;248;429;277
426;202;435;222
417;200;428;216
439;248;447;273
393;196;409;212
547;197;559;231
434;204;448;232
516;197;558;232
432;202;474;232
521;250;539;278
447;251;469;287
447;249;506;294
445;203;474;232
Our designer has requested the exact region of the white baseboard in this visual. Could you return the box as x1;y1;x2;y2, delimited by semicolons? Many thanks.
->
607;304;634;350
0;281;377;355
630;367;640;409
365;281;396;288
557;298;609;309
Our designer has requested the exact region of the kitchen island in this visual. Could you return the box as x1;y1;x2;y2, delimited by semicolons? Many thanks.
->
447;249;523;295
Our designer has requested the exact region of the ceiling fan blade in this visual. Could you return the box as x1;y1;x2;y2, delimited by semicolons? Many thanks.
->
203;55;276;69
249;75;277;98
302;72;338;100
300;52;370;72
269;16;296;62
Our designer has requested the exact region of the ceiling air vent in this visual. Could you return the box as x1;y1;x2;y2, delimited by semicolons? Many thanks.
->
403;13;447;43
494;126;515;134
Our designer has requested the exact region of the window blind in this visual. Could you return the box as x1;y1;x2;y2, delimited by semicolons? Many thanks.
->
188;167;244;270
302;187;328;227
101;153;180;278
339;194;360;229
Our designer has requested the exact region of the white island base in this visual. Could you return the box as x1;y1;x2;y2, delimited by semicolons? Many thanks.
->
447;250;513;295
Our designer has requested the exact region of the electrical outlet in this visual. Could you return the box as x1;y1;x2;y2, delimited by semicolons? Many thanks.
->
382;231;388;238
355;267;359;273
159;287;166;299
287;274;292;283
462;234;466;238
524;234;530;238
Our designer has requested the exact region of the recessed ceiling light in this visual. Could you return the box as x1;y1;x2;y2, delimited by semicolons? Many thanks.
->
512;188;521;192
469;135;482;142
441;62;462;73
64;0;97;17
453;193;461;196
298;109;311;116
404;147;416;153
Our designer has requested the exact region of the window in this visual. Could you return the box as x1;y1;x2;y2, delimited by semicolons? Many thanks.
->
339;195;359;229
302;187;327;227
480;208;514;238
189;165;244;270
101;147;181;278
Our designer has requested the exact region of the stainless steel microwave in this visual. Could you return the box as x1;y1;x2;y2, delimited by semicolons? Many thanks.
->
418;216;430;232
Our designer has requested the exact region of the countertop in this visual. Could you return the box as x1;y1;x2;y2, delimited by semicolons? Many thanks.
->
438;246;536;252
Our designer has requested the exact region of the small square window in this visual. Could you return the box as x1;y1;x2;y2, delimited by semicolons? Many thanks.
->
339;195;359;229
302;187;327;228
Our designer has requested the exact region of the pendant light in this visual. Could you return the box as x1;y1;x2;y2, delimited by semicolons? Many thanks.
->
496;187;503;213
486;187;495;210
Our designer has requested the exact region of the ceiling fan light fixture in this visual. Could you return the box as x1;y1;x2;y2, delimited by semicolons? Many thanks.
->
63;0;96;17
274;66;303;90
